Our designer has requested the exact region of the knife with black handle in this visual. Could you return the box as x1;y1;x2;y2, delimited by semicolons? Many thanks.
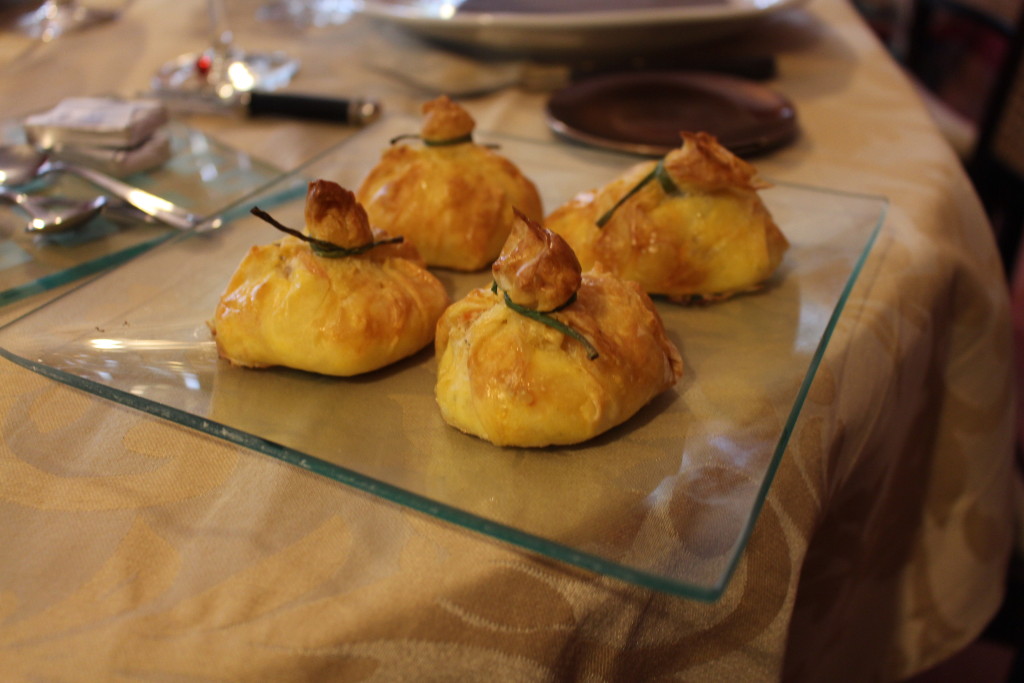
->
150;89;382;125
243;92;382;124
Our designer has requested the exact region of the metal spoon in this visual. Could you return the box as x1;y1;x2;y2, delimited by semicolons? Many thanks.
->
0;144;218;231
0;188;108;234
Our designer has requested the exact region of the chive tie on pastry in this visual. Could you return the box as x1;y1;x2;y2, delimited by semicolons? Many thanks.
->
211;180;450;377
434;210;683;447
545;131;789;304
356;95;544;272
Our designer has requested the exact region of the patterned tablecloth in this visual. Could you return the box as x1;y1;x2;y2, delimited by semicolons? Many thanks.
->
0;0;1017;680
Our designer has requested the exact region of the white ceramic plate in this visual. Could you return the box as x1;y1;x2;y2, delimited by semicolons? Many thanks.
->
358;0;809;56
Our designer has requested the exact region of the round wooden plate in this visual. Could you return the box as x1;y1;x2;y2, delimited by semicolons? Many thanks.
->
546;70;799;157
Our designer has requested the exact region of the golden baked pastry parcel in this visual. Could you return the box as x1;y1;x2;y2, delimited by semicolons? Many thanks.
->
211;180;449;377
435;210;684;448
356;95;544;271
545;131;789;303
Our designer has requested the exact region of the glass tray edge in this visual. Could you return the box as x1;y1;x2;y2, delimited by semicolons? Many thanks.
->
0;120;892;600
0;341;726;601
712;190;889;591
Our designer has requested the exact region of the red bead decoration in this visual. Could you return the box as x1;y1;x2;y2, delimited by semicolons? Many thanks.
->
196;54;212;77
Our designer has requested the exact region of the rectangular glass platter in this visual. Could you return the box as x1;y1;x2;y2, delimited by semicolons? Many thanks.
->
0;115;886;600
0;121;295;307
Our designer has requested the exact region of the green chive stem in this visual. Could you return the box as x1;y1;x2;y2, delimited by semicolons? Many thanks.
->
389;133;474;146
490;283;598;360
251;207;403;258
389;132;498;149
594;159;683;228
596;167;655;228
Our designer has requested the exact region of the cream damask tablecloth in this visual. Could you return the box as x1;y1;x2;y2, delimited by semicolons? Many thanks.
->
0;0;1017;680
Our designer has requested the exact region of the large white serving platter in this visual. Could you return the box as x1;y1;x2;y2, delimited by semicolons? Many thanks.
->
357;0;810;56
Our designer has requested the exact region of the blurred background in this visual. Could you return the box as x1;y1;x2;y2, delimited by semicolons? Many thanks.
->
858;3;1024;680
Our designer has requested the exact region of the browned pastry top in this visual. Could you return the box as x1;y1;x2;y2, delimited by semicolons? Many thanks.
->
492;210;582;311
421;95;475;141
304;180;374;248
663;131;770;193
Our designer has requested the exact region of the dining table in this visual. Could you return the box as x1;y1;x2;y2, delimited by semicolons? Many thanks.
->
0;0;1019;680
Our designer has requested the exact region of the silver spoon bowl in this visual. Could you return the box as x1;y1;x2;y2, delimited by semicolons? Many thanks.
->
0;188;108;234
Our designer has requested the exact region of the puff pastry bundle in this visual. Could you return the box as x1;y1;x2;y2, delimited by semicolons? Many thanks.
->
435;210;683;447
545;131;789;303
211;180;449;376
356;96;543;271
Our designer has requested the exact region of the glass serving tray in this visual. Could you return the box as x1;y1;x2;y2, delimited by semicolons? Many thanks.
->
0;121;295;307
0;115;886;600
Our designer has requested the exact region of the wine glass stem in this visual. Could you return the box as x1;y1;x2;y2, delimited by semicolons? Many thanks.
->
207;0;233;53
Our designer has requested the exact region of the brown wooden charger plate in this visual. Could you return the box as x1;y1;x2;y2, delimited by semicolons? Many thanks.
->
546;70;798;157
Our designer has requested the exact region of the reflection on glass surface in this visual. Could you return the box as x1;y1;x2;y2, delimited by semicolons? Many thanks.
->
89;338;208;351
0;117;886;599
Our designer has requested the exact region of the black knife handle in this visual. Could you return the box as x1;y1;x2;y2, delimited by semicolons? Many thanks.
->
246;92;381;125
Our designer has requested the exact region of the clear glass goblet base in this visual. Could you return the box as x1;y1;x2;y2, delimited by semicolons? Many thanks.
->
152;47;300;95
16;0;119;42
